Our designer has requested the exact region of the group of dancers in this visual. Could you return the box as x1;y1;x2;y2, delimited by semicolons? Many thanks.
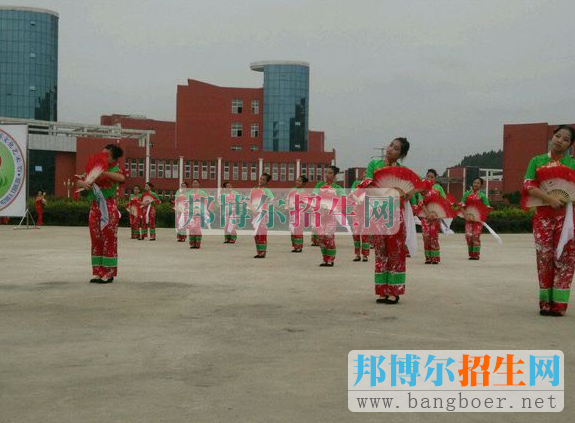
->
77;125;575;317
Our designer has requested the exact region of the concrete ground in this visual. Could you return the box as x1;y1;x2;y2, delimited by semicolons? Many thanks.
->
0;225;572;423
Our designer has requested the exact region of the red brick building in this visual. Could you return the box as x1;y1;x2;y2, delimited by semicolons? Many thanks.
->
502;122;574;194
58;62;336;199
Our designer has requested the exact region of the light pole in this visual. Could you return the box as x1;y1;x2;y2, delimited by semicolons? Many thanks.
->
63;178;73;198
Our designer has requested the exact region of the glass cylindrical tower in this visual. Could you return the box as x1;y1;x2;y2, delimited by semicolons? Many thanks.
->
251;61;309;152
0;6;58;121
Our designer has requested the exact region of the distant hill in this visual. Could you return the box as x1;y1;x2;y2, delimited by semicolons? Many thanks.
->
456;149;503;169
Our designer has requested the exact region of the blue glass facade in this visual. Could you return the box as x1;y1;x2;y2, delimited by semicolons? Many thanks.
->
0;8;58;121
261;64;309;152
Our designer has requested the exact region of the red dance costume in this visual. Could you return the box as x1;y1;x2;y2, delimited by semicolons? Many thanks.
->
87;163;122;278
287;188;306;251
174;190;187;242
188;189;209;248
35;196;44;226
251;187;274;257
363;159;416;297
222;190;239;243
461;190;490;259
141;191;160;240
524;153;575;315
313;181;345;264
128;194;142;239
350;181;370;259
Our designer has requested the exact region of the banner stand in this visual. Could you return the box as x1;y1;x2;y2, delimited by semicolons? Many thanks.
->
14;208;39;230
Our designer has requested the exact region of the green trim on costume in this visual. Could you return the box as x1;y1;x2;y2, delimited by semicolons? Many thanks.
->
425;250;441;258
361;243;371;249
540;289;551;302
322;249;336;258
256;244;267;251
387;272;406;284
92;256;103;266
374;272;405;285
375;272;387;284
101;257;118;267
553;289;571;304
468;246;481;253
354;240;361;248
292;237;304;245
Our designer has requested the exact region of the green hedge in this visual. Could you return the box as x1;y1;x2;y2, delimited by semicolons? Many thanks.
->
3;197;535;233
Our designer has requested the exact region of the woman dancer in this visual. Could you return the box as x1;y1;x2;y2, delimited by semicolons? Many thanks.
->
141;182;160;240
127;185;143;239
77;144;126;284
175;181;189;242
420;169;446;264
313;166;345;267
362;137;419;304
350;172;370;262
461;178;490;260
523;125;575;316
188;179;209;249
251;173;274;258
287;175;309;252
221;181;239;244
34;191;46;226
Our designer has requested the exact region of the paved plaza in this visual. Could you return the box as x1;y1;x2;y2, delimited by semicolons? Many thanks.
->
0;226;572;422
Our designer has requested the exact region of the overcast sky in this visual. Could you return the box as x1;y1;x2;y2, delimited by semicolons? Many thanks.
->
17;0;575;174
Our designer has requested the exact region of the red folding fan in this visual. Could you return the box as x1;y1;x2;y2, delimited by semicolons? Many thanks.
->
174;194;186;214
460;196;492;223
521;164;575;209
76;152;108;192
372;166;423;196
418;190;456;219
140;192;157;206
420;178;434;192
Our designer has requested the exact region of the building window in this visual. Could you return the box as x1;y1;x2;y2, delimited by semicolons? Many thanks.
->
317;165;323;181
272;163;278;181
308;165;314;181
193;161;199;179
231;123;243;137
224;162;230;180
251;123;259;138
185;161;191;179
173;162;178;179
242;163;248;181
210;161;216;180
138;159;144;178
280;163;287;181
250;163;257;181
202;163;208;180
264;162;271;174
251;100;259;114
250;145;258;151
165;160;172;179
233;163;239;180
231;99;243;114
301;163;307;177
288;163;295;181
130;159;137;178
231;145;242;151
151;159;156;178
158;160;164;178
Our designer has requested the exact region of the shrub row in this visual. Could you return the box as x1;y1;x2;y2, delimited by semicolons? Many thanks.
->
0;198;536;233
